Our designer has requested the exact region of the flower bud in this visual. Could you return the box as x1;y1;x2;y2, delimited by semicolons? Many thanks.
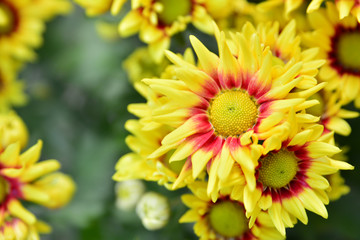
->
136;192;170;230
115;180;145;211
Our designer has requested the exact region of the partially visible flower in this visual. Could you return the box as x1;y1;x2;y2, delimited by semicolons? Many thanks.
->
306;89;359;136
0;140;76;238
136;191;170;230
180;182;284;240
33;0;73;20
303;2;360;106
308;0;360;22
74;0;114;16
0;218;51;240
241;123;353;235
118;0;213;61
255;0;311;31
123;47;169;83
32;172;76;209
0;111;28;149
95;21;120;42
0;0;44;62
115;179;145;210
0;59;27;111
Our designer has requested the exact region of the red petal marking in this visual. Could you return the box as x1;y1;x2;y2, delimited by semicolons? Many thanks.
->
186;130;215;153
205;136;225;172
193;114;213;134
294;147;311;161
198;74;221;99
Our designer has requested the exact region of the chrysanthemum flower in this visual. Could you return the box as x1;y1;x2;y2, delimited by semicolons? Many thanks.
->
0;217;51;240
0;0;45;62
303;2;360;106
257;0;306;17
180;182;284;240
238;122;353;235
0;59;27;111
144;22;324;199
308;0;360;22
0;111;28;149
306;89;359;136
118;0;213;61
0;140;75;239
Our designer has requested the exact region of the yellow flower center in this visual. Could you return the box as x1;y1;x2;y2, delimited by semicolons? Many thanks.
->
209;90;258;137
306;93;324;117
208;200;248;237
0;2;15;35
336;32;360;71
258;149;298;189
0;176;9;203
157;0;192;26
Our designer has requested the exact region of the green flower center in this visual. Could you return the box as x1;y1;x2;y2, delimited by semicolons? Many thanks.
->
306;93;324;117
208;200;248;238
336;31;360;71
0;176;9;203
209;90;258;137
0;2;15;35
157;0;192;26
258;149;298;189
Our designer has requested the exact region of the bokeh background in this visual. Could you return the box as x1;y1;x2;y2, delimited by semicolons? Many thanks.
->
16;3;360;240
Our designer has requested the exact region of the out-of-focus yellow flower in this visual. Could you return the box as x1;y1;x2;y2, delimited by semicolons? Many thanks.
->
0;140;76;239
32;172;76;209
0;218;51;240
123;47;169;83
303;2;360;107
308;0;360;22
118;0;213;61
0;59;27;111
32;0;73;21
0;0;44;62
75;0;114;16
0;111;28;149
0;0;72;63
180;182;284;240
95;21;120;41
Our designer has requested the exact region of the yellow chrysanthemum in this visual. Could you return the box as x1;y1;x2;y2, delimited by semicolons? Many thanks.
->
180;182;284;240
308;0;360;22
0;0;45;62
213;0;257;32
239;122;353;236
306;89;359;136
0;111;28;149
0;140;76;239
303;2;360;106
141;23;325;200
257;0;306;17
118;0;213;61
0;59;27;111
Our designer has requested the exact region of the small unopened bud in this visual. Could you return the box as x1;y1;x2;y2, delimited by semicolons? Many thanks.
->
115;180;145;211
136;192;170;230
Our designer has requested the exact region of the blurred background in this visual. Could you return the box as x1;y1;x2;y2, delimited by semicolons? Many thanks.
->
16;3;360;240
